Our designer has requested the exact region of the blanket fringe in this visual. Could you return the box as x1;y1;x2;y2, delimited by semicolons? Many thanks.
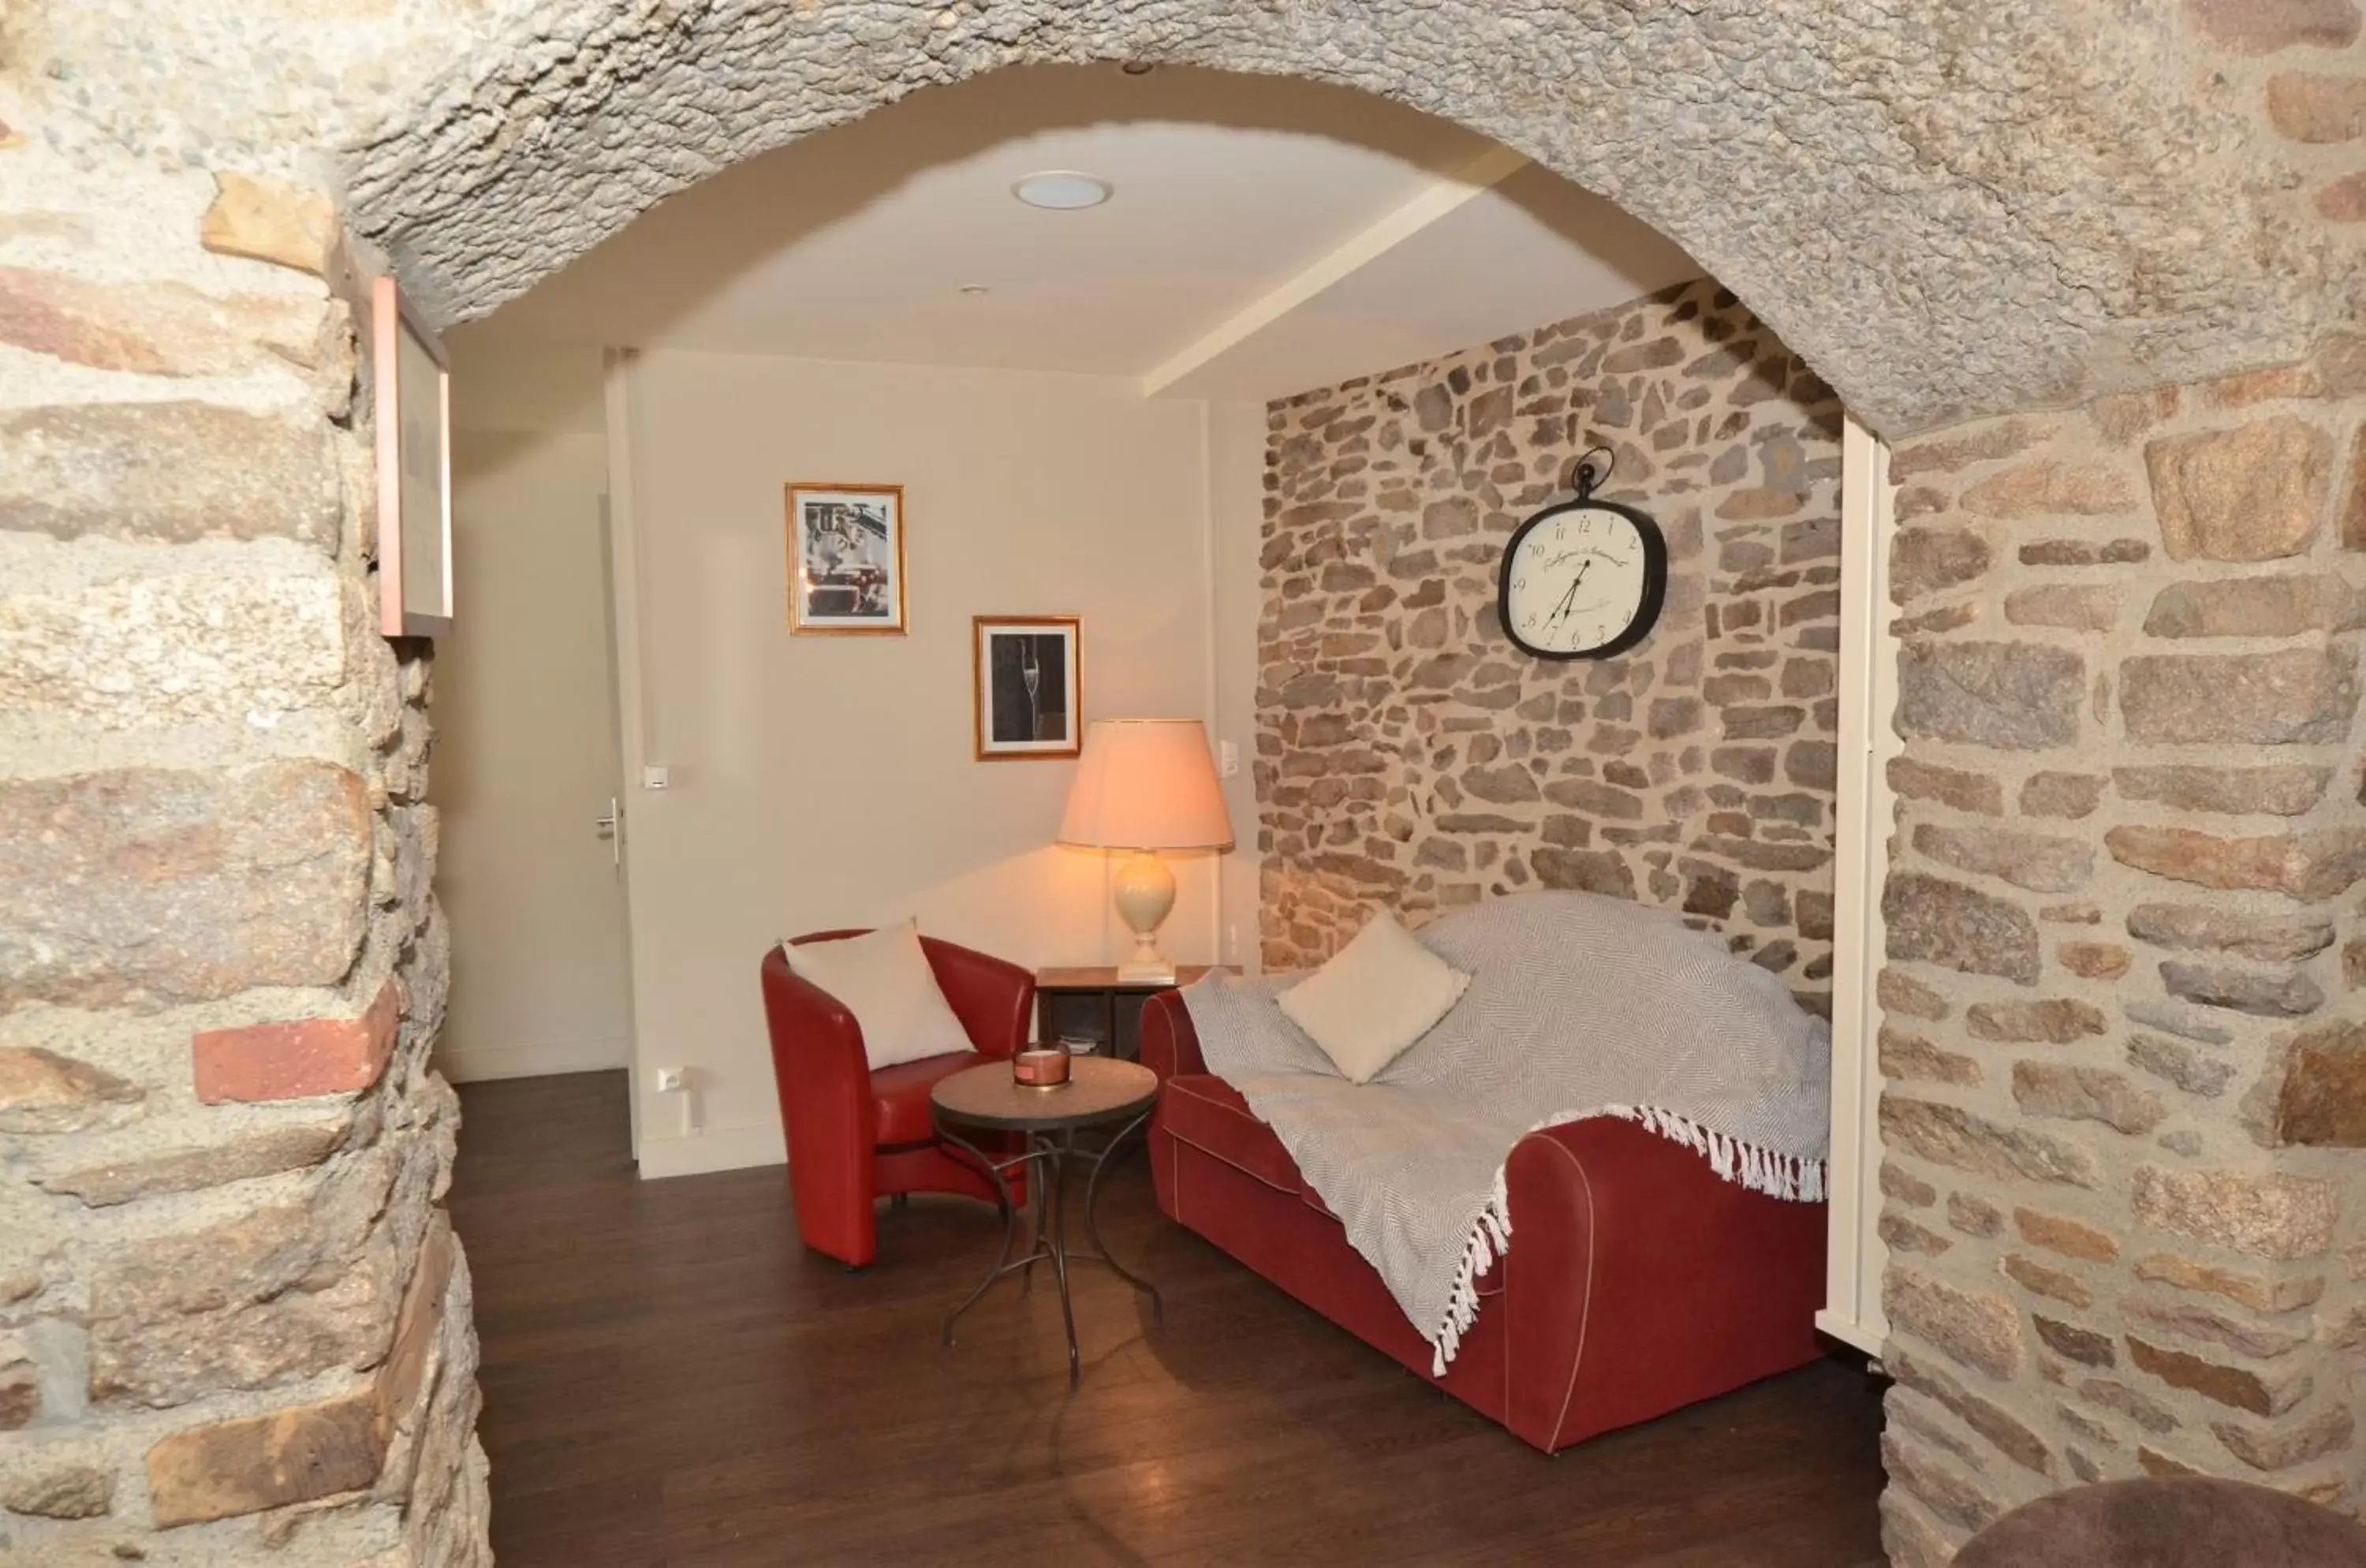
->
1427;1103;1825;1376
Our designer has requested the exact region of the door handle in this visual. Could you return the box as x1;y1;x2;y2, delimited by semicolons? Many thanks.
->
594;797;621;868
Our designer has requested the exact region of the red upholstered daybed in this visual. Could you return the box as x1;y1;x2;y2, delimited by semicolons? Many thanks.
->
1140;989;1829;1453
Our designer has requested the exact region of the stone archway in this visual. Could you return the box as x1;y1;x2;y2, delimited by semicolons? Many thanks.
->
338;0;2349;436
4;2;2365;1563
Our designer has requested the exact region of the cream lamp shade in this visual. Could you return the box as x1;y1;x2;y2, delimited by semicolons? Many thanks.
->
1058;719;1233;983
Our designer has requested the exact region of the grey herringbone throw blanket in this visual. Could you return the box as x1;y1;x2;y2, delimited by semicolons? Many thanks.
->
1179;891;1830;1373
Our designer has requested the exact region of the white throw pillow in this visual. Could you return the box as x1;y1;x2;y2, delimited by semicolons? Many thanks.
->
782;920;974;1070
1278;912;1471;1084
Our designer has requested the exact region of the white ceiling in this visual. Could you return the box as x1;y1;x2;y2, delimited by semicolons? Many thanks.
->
462;64;1699;404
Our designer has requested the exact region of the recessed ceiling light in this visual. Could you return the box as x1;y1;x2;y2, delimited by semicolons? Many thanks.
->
1012;170;1112;211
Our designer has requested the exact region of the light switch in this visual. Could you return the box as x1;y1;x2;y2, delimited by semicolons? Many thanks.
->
642;764;671;790
1218;740;1240;778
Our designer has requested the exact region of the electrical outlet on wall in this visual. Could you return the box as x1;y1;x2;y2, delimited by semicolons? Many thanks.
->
648;1066;697;1137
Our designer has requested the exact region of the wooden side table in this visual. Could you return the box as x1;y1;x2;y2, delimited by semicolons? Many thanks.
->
1034;965;1233;1061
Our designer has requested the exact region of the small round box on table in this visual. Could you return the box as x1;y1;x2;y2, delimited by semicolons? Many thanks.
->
929;1056;1162;1387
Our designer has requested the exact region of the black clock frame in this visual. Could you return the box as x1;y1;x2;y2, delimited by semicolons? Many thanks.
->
1497;479;1669;662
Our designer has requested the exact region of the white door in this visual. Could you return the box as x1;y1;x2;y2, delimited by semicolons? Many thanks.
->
1819;415;1899;1355
431;426;636;1085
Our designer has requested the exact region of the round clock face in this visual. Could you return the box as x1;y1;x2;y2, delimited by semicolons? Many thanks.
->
1498;500;1667;660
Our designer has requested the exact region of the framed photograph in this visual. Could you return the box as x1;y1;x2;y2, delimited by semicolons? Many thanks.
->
373;275;453;637
787;482;905;634
973;616;1082;760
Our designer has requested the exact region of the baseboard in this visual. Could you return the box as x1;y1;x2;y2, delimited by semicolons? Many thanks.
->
636;1121;786;1180
434;1034;630;1084
1813;1308;1884;1357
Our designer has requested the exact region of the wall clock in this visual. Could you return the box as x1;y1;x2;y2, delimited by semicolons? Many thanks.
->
1497;449;1667;661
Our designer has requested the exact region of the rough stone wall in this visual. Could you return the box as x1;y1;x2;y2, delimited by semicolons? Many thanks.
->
0;118;489;1566
313;0;2363;435
1256;282;1845;989
3;2;2364;1564
1872;340;2366;1564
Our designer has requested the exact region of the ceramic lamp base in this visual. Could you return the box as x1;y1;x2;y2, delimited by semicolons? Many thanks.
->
1115;958;1177;984
1111;849;1177;985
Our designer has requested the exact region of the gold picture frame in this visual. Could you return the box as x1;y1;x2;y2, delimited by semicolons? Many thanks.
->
373;275;453;638
786;481;906;634
972;615;1082;761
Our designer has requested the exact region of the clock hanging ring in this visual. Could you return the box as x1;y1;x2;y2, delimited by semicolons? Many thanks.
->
1497;446;1669;662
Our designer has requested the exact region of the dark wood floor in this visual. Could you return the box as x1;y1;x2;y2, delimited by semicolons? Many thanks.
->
450;1071;1887;1566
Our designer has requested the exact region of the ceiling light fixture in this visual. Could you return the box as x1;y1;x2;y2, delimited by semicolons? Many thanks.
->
1119;61;1157;76
1012;170;1113;211
957;283;991;296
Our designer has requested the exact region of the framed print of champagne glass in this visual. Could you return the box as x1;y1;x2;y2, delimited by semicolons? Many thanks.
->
973;616;1081;760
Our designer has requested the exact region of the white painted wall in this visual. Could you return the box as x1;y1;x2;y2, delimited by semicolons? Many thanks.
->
431;340;634;1084
1206;399;1268;972
603;349;1263;1176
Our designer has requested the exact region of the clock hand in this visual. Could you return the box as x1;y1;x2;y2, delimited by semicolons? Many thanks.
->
1544;558;1599;628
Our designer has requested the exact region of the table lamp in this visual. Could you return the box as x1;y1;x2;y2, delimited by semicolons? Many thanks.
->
1057;719;1235;984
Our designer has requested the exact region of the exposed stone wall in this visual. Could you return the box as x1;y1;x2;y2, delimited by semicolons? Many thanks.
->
2212;2;2366;226
1872;340;2366;1564
321;0;2361;435
1256;281;1845;994
0;121;488;1563
7;3;2366;1565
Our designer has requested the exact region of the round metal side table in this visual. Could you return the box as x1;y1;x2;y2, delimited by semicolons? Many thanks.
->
930;1056;1162;1388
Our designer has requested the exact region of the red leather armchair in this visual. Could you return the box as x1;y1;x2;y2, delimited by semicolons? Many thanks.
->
760;931;1035;1268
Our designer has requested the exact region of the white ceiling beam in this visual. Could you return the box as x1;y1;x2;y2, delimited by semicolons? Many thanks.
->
1138;143;1531;398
